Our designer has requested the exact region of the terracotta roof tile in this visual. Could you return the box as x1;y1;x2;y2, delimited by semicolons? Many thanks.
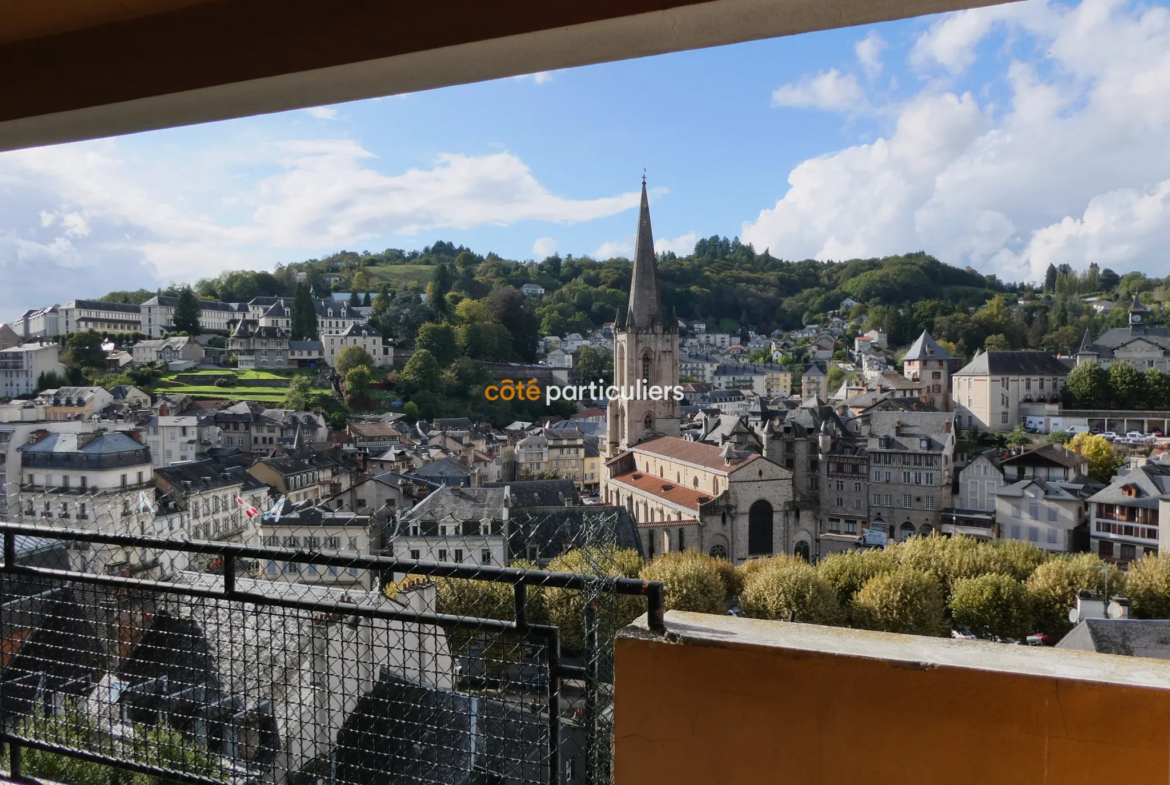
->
609;469;715;512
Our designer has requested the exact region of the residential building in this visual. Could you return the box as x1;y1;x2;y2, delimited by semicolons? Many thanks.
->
700;389;750;415
288;339;324;367
35;386;114;421
131;335;204;365
517;431;550;477
0;323;21;351
141;295;243;336
604;179;681;458
544;348;573;368
17;430;154;575
900;331;955;412
545;427;586;486
583;443;601;489
348;421;404;452
863;329;888;348
391;485;508;569
818;433;870;551
801;364;827;400
259;508;376;589
1077;296;1170;371
865;412;956;542
314;299;366;335
995;477;1088;552
942;449;1006;539
60;299;142;334
997;443;1088;483
604;435;793;562
142;414;216;467
0;342;66;398
213;402;286;455
520;283;545;296
248;456;322;504
228;320;289;369
1090;463;1170;565
952;350;1071;432
324;322;393;368
18;306;61;338
712;363;791;397
679;353;719;383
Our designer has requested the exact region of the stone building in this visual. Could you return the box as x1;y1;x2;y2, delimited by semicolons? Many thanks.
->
952;350;1070;432
604;435;793;563
228;320;289;369
1078;296;1170;372
865;411;957;542
900;330;956;412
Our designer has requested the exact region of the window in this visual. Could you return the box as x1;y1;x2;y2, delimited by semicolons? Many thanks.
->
902;471;911;483
481;549;492;565
282;536;300;548
1012;503;1021;518
410;549;421;560
267;560;278;575
325;536;341;549
1001;412;1009;424
264;535;280;547
1047;507;1058;522
903;495;912;509
914;472;922;485
454;549;464;562
845;521;858;534
1027;526;1039;542
1028;502;1039;520
828;519;841;532
873;470;882;482
885;495;893;507
925;473;935;485
873;493;883;506
1010;524;1021;539
284;562;299;573
1047;528;1059;545
1121;544;1136;561
121;474;128;488
438;549;448;562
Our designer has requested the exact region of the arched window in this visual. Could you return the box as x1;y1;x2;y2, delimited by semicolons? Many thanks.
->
794;541;810;562
899;521;916;541
712;479;719;494
678;528;685;551
709;544;728;559
693;477;699;488
676;472;681;483
642;351;652;384
748;500;774;556
643;412;654;431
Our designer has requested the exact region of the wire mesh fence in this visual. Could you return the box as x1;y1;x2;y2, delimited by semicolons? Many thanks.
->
0;479;662;785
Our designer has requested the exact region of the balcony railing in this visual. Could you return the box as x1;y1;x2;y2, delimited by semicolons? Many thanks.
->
0;518;662;785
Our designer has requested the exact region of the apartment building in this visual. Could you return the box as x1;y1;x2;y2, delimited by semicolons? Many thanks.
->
228;320;289;369
324;322;394;368
391;485;509;569
142;413;218;467
712;363;791;397
679;353;719;383
17;306;60;338
0;342;66;398
995;477;1088;553
60;300;142;334
1090;463;1170;565
545;428;585;486
141;295;244;336
35;386;114;421
259;508;375;589
801;364;827;400
865;412;956;541
248;456;322;504
952;350;1070;432
131;336;204;365
17;430;154;574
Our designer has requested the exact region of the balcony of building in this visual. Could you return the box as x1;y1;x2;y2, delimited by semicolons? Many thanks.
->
614;611;1170;785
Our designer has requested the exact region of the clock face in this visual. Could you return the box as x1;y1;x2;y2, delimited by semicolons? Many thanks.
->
1133;314;1143;323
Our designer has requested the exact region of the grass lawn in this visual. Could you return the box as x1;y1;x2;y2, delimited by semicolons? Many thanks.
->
162;369;305;380
365;264;436;288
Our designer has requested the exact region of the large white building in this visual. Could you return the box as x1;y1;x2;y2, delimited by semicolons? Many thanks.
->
0;342;66;397
952;350;1070;432
141;295;244;336
17;430;155;574
60;300;142;335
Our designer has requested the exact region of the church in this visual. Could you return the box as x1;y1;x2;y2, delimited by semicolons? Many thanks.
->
1077;295;1170;371
601;179;794;563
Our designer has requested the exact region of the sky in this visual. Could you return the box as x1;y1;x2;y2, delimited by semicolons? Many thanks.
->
3;0;1170;321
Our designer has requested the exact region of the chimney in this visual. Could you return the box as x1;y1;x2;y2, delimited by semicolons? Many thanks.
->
894;418;902;437
945;419;952;434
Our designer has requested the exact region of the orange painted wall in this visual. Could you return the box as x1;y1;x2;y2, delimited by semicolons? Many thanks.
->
615;635;1170;785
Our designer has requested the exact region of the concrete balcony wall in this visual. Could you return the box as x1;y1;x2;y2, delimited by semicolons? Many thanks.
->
615;611;1170;785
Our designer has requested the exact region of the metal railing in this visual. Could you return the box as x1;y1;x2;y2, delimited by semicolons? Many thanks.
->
0;522;663;785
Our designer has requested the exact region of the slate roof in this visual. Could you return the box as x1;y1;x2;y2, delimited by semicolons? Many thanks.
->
1057;618;1170;659
287;340;323;351
954;351;1071;377
485;478;579;507
21;430;145;455
902;331;953;361
866;411;955;452
1087;463;1170;508
999;443;1087;470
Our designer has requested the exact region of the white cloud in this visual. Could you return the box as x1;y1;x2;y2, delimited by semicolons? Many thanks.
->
510;71;554;85
0;140;639;317
304;107;339;120
744;0;1170;283
594;231;698;259
855;31;887;79
533;237;559;256
771;69;866;112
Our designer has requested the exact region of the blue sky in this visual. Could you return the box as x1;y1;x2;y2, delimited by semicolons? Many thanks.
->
3;0;1170;321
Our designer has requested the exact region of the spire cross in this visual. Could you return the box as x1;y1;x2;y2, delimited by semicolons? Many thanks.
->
642;169;646;185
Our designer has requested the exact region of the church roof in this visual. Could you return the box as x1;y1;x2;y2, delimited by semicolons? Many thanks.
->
626;178;663;328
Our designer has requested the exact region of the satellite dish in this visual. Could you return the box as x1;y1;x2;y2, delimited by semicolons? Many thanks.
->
1068;607;1080;624
1107;601;1126;619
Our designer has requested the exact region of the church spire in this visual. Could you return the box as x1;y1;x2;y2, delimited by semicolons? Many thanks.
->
626;177;663;328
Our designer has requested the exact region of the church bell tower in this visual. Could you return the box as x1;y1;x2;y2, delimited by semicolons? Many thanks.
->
605;177;680;457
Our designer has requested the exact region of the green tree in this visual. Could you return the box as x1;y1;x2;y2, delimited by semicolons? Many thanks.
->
328;411;348;430
172;286;202;335
1026;554;1126;637
399;348;443;396
1069;432;1123;483
851;569;949;637
371;291;390;317
893;534;996;598
487;286;540;361
949;573;1032;641
62;330;107;372
334;344;374;376
983;333;1011;351
291;282;318;340
348;290;361;306
739;557;842;625
282;374;314;410
1044;263;1058;293
1066;361;1110;408
544;547;644;651
984;539;1049;582
1109;361;1143;409
641;552;728;615
574;345;612;387
816;548;899;617
352;270;370;293
415;322;459;366
1127;554;1170;619
1045;430;1071;444
1144;368;1170;409
345;365;372;402
426;263;453;319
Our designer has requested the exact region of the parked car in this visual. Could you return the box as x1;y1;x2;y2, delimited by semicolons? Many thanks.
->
1027;633;1056;647
952;627;977;641
1102;431;1118;441
1152;430;1164;438
1127;431;1143;440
